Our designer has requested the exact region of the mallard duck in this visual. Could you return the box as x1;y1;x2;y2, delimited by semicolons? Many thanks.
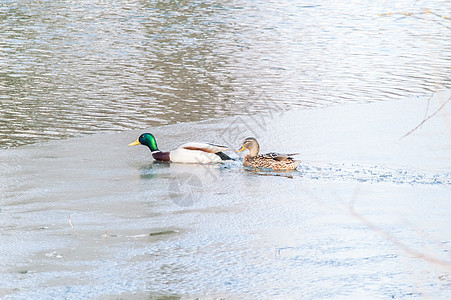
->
237;137;300;170
128;133;232;163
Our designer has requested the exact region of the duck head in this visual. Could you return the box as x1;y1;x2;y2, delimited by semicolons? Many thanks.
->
128;133;159;152
237;137;260;157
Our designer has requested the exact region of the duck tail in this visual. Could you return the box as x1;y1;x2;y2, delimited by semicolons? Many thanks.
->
215;152;232;161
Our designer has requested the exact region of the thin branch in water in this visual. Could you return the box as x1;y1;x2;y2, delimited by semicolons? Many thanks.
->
347;201;451;270
379;10;451;30
400;95;451;140
68;213;79;237
305;187;451;270
423;92;434;120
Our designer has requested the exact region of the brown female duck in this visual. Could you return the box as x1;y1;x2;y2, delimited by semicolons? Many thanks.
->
237;137;300;170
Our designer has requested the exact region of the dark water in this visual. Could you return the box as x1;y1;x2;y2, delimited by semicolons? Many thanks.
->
1;0;450;147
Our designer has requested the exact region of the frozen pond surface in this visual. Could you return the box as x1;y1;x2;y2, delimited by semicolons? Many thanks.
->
1;93;450;299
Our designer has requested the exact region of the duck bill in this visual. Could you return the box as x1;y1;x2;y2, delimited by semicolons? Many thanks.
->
128;139;141;146
236;146;246;152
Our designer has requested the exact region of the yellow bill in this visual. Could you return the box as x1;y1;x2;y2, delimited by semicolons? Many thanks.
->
237;146;246;152
128;139;141;146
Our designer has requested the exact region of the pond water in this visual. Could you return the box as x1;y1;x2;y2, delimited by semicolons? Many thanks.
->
1;0;451;299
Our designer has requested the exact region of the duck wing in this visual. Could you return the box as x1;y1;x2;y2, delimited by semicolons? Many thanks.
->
262;152;300;161
179;142;232;154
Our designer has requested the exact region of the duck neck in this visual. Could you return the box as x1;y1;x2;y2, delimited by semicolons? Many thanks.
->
145;136;159;152
248;144;259;157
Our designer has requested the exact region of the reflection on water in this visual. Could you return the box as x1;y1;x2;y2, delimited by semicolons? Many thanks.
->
1;0;451;147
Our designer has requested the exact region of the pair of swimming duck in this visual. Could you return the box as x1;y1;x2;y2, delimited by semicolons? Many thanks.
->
129;133;299;170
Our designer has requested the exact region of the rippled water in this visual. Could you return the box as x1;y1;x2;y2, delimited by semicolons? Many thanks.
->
1;0;450;147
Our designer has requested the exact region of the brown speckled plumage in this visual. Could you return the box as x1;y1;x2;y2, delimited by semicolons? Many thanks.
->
238;137;300;170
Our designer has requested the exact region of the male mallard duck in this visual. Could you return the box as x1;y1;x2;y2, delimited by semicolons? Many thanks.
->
237;137;300;170
129;133;232;163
